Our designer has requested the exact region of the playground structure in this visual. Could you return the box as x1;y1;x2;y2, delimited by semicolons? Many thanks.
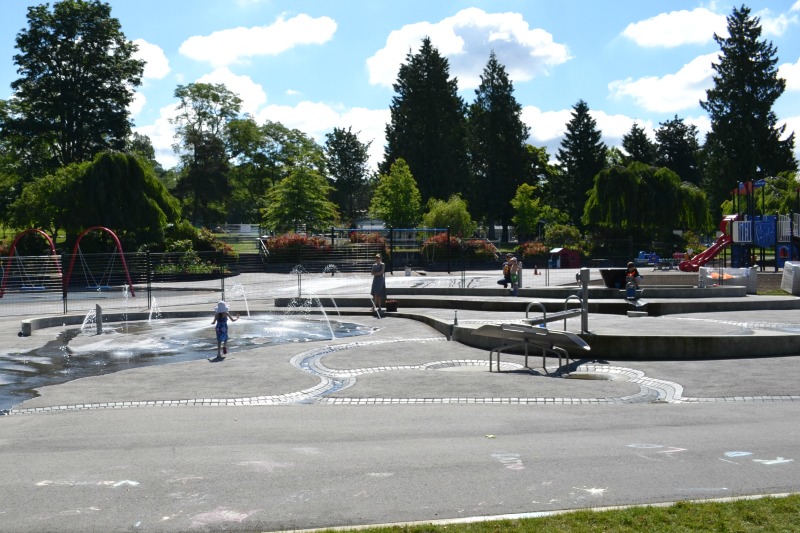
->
679;213;800;272
0;229;61;298
0;226;135;298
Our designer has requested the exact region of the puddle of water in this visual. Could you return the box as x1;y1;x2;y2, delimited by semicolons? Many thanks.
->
0;315;375;413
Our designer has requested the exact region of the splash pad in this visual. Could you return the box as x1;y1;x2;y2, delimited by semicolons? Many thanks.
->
1;312;375;413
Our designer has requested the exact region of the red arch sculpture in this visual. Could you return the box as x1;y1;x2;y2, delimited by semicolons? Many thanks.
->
0;229;61;298
62;226;136;297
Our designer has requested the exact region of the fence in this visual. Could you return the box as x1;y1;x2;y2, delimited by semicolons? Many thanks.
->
0;249;614;319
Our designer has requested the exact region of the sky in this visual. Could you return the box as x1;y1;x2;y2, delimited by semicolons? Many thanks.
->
0;0;799;173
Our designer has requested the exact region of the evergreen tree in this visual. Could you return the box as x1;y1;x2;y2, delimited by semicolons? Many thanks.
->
467;52;531;241
621;123;656;165
1;0;144;179
700;5;797;215
655;115;702;185
382;37;469;203
551;100;607;227
325;127;372;227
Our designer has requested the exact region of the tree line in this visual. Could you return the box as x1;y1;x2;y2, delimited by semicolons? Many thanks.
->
0;1;796;256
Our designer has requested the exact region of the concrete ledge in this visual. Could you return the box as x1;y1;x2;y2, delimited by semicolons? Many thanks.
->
451;322;800;361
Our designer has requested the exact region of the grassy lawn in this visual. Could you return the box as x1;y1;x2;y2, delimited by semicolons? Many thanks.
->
316;495;800;532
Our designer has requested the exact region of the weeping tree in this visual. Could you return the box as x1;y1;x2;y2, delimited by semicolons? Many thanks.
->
8;151;181;249
583;162;709;240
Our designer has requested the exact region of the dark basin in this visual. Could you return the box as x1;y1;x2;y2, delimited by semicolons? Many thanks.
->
599;268;628;288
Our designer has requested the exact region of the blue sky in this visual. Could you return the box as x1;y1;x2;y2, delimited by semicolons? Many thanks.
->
1;0;798;171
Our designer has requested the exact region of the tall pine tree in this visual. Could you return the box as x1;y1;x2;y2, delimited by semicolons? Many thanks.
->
655;115;701;185
621;123;656;166
700;5;797;215
381;37;469;204
324;127;372;227
551;100;607;227
467;52;531;241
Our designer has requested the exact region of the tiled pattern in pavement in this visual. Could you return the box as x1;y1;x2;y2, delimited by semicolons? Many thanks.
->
6;338;799;416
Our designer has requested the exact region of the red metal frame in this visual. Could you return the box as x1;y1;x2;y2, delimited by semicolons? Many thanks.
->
0;229;61;298
62;226;136;297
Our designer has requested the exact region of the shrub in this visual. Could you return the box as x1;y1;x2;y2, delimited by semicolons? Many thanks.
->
517;240;549;259
421;233;498;260
349;231;386;244
264;233;331;251
462;239;499;260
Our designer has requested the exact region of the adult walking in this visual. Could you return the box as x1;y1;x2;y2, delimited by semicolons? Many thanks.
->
370;254;386;314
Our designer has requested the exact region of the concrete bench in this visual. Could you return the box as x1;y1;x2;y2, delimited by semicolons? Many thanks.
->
472;323;590;373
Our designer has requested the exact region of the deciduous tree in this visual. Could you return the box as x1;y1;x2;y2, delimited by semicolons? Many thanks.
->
421;194;476;237
171;83;242;226
1;0;143;178
370;159;421;228
261;166;338;234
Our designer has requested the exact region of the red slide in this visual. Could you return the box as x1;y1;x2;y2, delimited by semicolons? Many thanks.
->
678;233;732;272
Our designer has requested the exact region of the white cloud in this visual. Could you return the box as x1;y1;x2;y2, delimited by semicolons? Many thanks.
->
756;9;799;36
780;115;800;163
521;105;656;160
608;53;717;113
256;102;389;170
133;39;170;81
179;14;337;68
521;105;571;147
133;102;181;169
129;91;146;117
622;8;727;48
196;68;267;115
591;109;642;146
793;1;800;11
780;57;800;91
366;7;570;89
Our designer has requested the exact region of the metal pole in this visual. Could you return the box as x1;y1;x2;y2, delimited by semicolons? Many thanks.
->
146;251;152;309
579;267;589;334
446;227;451;274
389;227;394;274
220;255;225;301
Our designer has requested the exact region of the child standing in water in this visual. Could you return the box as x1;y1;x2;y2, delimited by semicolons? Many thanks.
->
211;300;239;360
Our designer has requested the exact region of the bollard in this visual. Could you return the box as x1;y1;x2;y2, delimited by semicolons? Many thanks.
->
96;304;103;335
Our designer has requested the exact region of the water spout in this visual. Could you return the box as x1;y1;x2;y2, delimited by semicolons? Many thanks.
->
229;282;251;317
148;297;162;323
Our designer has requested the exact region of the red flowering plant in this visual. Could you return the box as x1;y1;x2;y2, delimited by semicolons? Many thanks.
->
421;233;498;261
264;232;331;251
349;231;386;244
516;240;548;260
461;238;500;260
421;232;459;257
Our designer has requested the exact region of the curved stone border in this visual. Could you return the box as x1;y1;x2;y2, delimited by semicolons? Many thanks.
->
6;337;800;416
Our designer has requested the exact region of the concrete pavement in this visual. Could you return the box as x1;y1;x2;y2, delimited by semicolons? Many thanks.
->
1;272;800;532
